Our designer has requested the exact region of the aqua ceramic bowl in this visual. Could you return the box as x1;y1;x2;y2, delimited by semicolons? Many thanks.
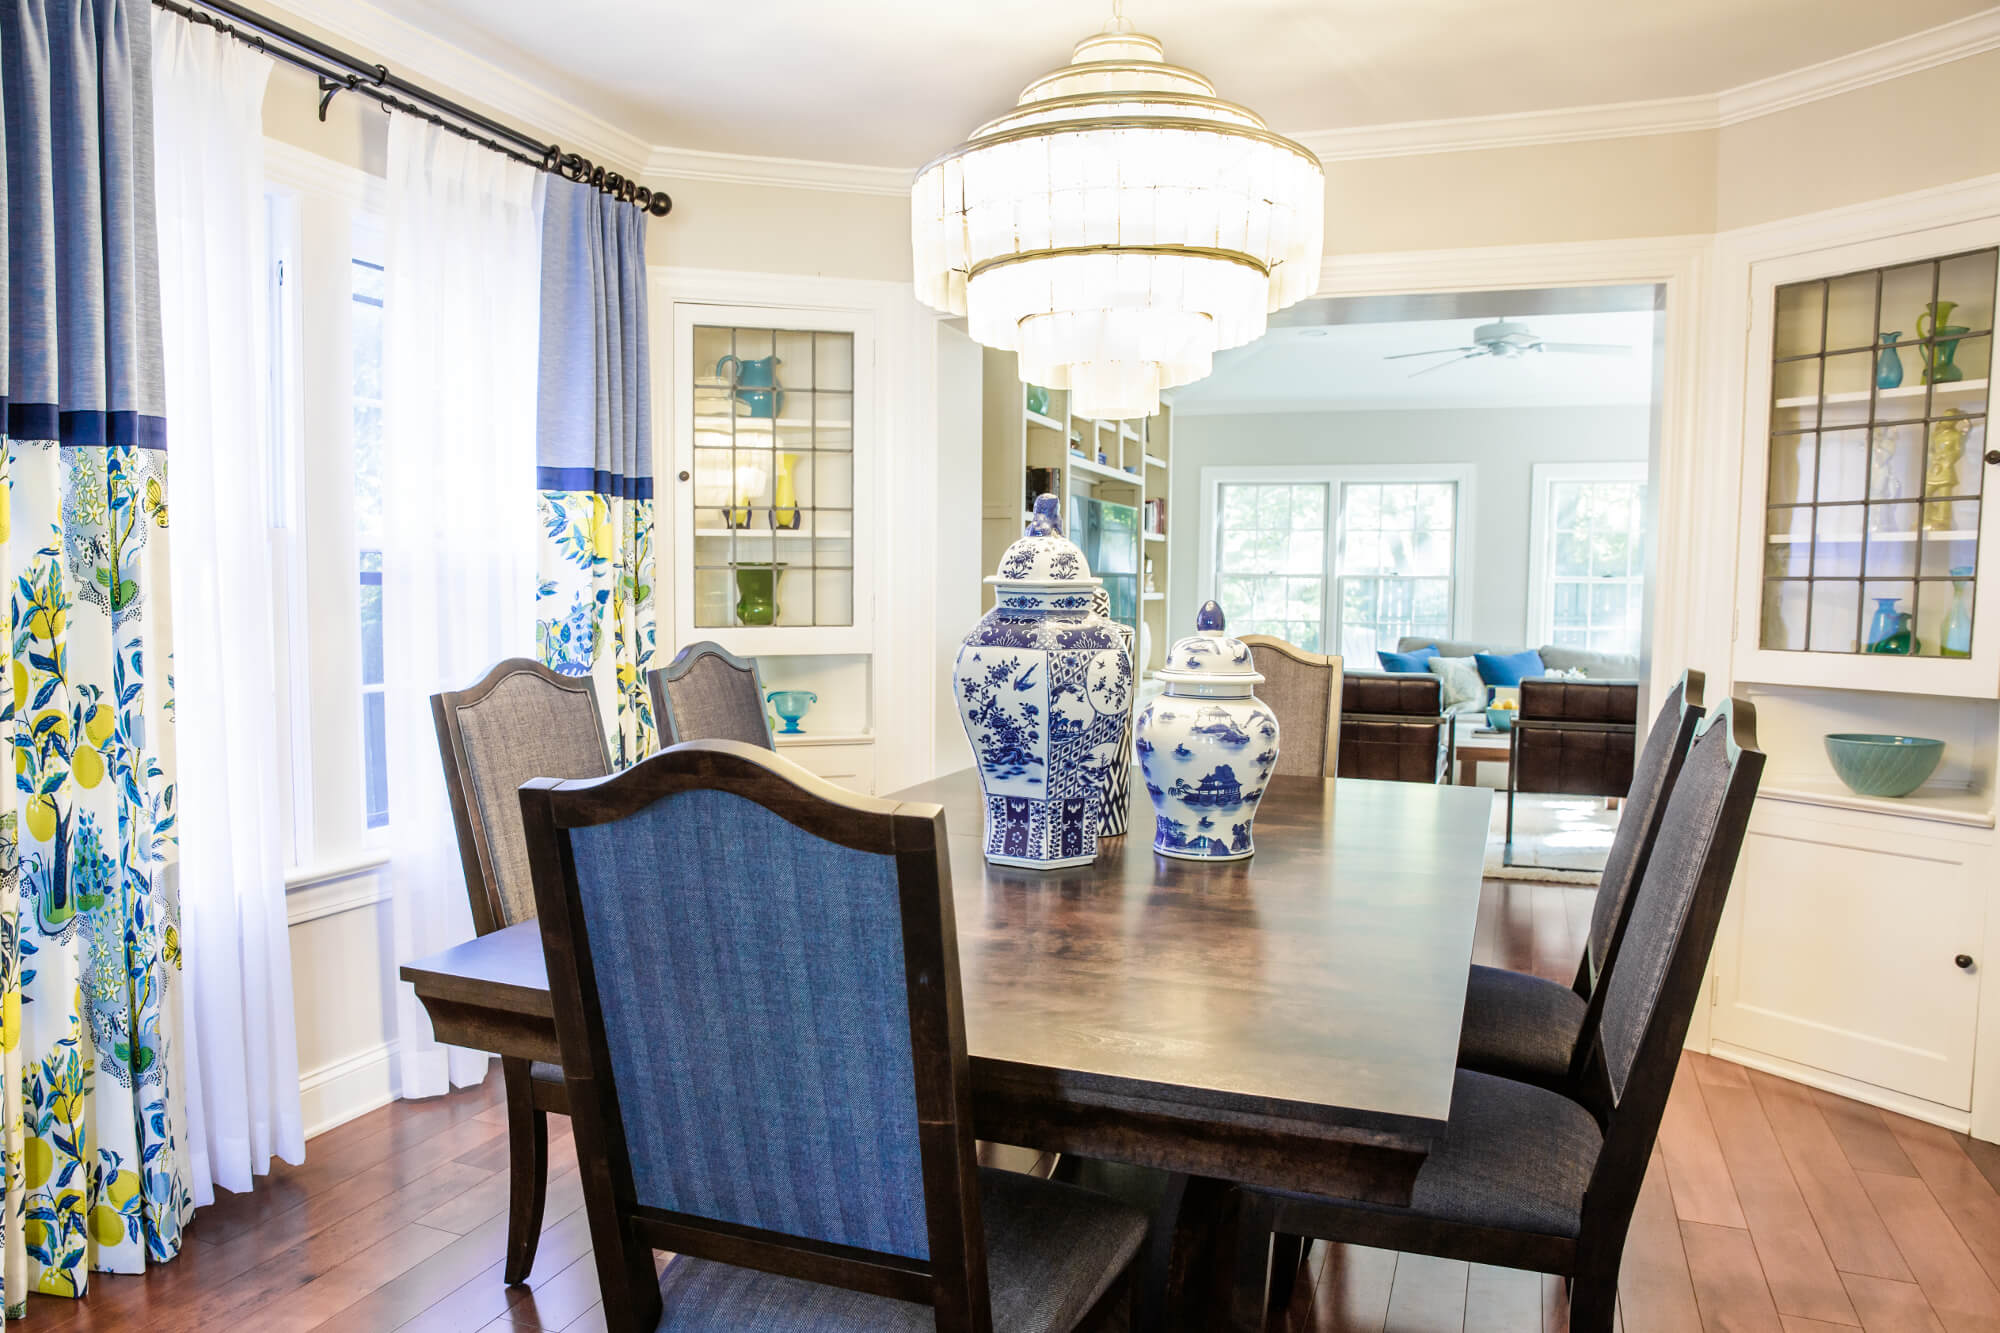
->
1824;733;1944;798
1484;705;1515;732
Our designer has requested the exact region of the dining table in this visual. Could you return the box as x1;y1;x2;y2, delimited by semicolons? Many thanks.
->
400;766;1494;1329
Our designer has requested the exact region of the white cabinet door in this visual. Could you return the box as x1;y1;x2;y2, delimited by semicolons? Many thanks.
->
774;739;876;795
1711;796;1985;1109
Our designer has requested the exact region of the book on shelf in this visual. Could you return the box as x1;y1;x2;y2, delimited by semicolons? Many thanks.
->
1026;465;1061;511
1143;497;1167;536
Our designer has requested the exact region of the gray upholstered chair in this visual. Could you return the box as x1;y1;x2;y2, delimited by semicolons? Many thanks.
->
1240;636;1343;779
432;658;611;1284
519;740;1149;1332
1227;698;1764;1333
1459;669;1705;1097
646;641;775;749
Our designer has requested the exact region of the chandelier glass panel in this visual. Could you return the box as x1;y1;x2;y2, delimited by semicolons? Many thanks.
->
912;30;1325;418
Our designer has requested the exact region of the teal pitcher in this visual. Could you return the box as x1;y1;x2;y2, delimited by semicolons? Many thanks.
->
1876;332;1903;390
717;353;785;419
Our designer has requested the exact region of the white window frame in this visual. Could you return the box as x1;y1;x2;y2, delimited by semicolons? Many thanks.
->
1198;463;1476;657
1525;460;1648;652
264;143;389;884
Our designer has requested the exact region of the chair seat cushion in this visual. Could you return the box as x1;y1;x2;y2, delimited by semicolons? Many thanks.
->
1457;964;1588;1090
1268;1070;1601;1239
654;1167;1147;1332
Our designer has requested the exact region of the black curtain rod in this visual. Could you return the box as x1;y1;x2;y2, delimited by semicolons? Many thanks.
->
151;0;671;216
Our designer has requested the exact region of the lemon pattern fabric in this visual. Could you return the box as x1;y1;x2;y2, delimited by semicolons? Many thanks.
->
1;442;190;1315
533;177;657;766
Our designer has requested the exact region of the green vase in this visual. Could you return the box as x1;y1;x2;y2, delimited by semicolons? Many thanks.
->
734;566;780;626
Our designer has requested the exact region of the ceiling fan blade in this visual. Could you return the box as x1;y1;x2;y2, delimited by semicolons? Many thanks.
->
1409;352;1485;378
1538;342;1633;357
1384;346;1479;361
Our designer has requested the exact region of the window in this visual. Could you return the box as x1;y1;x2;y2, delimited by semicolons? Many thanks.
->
1528;462;1647;655
1202;465;1472;661
1335;481;1457;659
1212;482;1327;650
351;258;388;827
263;157;389;875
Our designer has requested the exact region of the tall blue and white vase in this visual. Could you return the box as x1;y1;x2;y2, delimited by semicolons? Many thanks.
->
954;495;1134;869
1090;586;1137;837
1134;601;1280;862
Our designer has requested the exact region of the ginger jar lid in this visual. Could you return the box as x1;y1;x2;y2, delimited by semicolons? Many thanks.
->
1156;602;1264;690
986;493;1102;591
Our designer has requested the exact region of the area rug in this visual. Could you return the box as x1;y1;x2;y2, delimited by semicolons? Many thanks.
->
1483;792;1620;884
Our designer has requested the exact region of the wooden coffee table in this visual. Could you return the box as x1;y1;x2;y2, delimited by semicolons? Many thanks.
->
1455;722;1512;786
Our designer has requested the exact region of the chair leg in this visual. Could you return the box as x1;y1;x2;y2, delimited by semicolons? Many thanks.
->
1567;1275;1618;1333
1217;1190;1277;1333
501;1057;550;1286
1267;1233;1304;1313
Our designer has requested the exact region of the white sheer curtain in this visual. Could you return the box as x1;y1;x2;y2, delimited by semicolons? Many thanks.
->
151;14;304;1203
382;117;543;1099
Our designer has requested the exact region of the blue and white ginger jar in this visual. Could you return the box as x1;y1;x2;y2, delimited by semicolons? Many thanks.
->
1134;601;1280;862
953;494;1134;869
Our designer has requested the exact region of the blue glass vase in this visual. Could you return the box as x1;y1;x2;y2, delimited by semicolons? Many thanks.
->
1876;332;1903;390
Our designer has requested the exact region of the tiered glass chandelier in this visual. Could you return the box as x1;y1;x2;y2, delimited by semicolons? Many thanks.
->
911;18;1324;419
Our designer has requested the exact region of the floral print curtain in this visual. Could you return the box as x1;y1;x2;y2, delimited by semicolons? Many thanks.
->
534;179;657;765
1;0;192;1315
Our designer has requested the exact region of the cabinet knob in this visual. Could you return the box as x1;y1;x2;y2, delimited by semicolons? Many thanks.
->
1985;451;2000;466
1957;954;1976;971
678;470;691;482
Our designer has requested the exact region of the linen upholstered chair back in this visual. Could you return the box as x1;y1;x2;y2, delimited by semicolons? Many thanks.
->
1575;700;1763;1258
433;658;612;935
647;641;775;749
1241;636;1343;778
520;741;988;1331
1336;672;1446;783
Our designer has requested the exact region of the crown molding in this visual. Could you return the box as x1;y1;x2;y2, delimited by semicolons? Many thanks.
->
1295;7;2000;162
639;145;908;198
254;0;2000;195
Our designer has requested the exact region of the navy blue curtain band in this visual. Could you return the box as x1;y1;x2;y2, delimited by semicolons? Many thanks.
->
4;402;168;449
537;466;652;500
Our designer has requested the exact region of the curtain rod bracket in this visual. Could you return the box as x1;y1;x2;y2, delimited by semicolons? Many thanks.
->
315;75;345;122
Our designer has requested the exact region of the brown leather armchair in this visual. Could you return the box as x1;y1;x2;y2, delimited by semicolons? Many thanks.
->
1336;672;1449;783
1507;677;1640;849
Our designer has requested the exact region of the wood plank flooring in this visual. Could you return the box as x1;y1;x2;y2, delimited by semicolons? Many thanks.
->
26;880;1997;1332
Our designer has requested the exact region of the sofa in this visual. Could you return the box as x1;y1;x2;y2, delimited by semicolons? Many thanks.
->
1394;637;1640;682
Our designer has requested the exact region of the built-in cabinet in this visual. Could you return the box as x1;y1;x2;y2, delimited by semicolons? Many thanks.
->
1711;219;2000;1131
979;349;1175;676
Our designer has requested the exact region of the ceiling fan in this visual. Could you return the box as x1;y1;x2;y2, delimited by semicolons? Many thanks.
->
1385;319;1633;376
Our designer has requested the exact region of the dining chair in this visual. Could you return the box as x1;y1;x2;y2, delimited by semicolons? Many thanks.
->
1241;635;1343;778
432;657;611;1284
1336;672;1450;783
519;739;1149;1333
1223;696;1765;1333
1461;669;1705;1098
646;640;776;748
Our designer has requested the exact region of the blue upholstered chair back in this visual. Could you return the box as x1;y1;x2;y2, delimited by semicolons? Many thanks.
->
1583;671;1703;979
563;782;932;1258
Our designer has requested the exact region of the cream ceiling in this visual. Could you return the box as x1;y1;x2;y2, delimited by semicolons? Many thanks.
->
369;0;1993;166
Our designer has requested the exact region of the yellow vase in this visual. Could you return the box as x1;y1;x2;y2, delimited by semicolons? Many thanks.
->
1924;410;1969;532
772;453;800;530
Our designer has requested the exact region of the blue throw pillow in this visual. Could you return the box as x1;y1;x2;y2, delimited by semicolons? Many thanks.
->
1474;649;1546;689
1377;646;1437;673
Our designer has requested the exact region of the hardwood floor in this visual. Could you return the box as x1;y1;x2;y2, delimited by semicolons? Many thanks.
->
27;880;1997;1332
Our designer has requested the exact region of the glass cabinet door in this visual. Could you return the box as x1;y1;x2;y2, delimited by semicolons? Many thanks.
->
688;322;856;631
1760;247;1994;660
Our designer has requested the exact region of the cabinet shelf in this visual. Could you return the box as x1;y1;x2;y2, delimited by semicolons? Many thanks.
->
1067;454;1145;486
1773;378;1988;410
1760;776;1994;828
1142;592;1165;602
1026;409;1065;432
1144;454;1167;470
1767;530;1977;544
1144;532;1166;544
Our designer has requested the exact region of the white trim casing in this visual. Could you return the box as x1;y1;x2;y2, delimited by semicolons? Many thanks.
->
1524;460;1649;651
1197;462;1478;658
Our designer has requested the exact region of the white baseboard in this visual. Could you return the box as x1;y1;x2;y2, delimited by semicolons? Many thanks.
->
1707;1040;1972;1135
299;1040;399;1139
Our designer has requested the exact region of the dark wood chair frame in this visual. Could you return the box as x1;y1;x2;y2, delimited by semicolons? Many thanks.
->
520;740;1133;1333
1225;696;1764;1333
645;640;775;748
432;657;610;1285
1238;635;1344;779
1504;679;1643;859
